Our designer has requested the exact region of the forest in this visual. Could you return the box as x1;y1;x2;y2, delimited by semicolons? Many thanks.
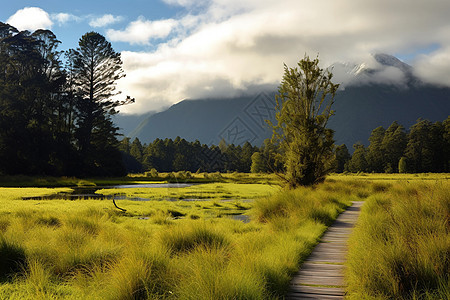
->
121;117;450;175
0;22;130;177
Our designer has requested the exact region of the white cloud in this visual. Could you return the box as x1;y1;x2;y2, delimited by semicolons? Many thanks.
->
51;13;82;26
414;46;450;87
107;16;178;45
89;14;123;28
7;7;53;31
117;0;450;114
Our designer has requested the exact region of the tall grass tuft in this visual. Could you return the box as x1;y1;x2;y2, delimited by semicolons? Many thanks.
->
173;246;265;299
252;187;350;226
160;222;230;254
102;249;172;300
346;181;449;299
23;259;53;297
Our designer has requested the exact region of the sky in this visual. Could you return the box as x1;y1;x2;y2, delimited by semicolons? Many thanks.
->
1;0;449;114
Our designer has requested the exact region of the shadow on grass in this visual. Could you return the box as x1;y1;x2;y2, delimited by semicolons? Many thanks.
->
0;238;26;282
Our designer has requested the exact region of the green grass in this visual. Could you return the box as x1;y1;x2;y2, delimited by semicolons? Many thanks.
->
0;174;447;299
345;179;449;299
97;182;279;201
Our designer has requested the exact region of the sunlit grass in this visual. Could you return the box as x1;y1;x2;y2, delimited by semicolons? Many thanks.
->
345;179;449;299
0;174;447;299
97;182;280;201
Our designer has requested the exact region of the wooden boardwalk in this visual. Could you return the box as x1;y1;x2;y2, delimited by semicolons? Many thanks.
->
286;201;364;299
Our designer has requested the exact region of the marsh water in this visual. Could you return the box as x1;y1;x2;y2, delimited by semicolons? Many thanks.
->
21;182;251;223
22;183;196;201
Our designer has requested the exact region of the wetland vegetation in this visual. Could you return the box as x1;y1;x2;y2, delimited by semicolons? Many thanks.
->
0;173;447;299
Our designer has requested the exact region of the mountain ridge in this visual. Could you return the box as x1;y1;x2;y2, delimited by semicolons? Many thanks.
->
118;54;450;149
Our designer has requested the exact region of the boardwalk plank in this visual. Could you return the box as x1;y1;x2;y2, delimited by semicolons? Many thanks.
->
299;263;344;271
291;275;344;286
289;285;345;296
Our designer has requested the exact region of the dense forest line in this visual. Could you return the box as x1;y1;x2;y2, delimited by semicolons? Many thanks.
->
119;137;261;173
121;117;450;175
0;23;130;176
341;118;450;173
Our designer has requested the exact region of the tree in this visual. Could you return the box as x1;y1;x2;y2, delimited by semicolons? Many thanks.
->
428;121;446;172
347;143;368;173
69;32;133;176
405;119;433;173
130;138;144;162
366;126;385;172
0;24;74;175
405;118;447;173
398;156;408;173
334;144;351;173
239;142;256;172
269;55;339;187
250;152;265;173
119;137;131;154
443;116;450;172
381;121;407;173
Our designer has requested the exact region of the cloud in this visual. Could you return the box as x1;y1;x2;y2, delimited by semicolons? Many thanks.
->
414;46;450;87
89;14;123;28
51;13;82;26
107;16;178;45
116;0;450;114
7;7;53;31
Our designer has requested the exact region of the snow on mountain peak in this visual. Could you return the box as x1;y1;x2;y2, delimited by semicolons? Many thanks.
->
373;53;413;74
331;54;414;88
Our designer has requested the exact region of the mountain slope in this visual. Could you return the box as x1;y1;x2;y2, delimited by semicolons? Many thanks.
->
128;95;270;145
123;54;450;148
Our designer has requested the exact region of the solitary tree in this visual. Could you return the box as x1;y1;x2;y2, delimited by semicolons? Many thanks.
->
69;32;133;175
270;55;339;187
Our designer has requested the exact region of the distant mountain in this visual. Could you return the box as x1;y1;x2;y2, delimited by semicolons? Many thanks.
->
120;54;450;149
113;112;155;137
126;94;272;146
330;84;449;147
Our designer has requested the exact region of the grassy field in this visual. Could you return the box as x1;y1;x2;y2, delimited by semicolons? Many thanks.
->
97;182;279;201
0;173;447;299
345;179;449;299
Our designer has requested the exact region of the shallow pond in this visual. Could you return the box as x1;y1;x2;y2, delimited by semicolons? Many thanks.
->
22;183;195;201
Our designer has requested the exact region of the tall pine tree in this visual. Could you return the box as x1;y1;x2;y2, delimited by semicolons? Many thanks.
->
382;121;407;173
69;32;133;176
366;126;385;172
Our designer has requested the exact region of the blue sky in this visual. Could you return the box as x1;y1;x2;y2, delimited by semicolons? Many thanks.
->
0;0;182;52
1;0;449;114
